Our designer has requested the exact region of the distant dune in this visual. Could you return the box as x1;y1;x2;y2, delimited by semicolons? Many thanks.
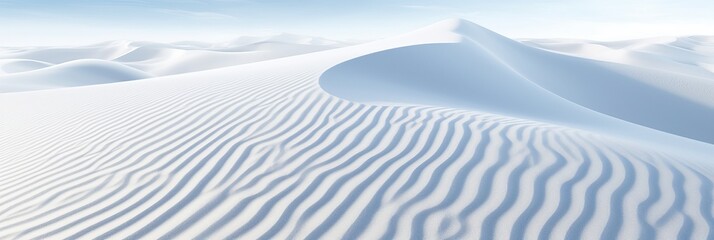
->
1;19;713;239
0;59;150;93
0;35;349;92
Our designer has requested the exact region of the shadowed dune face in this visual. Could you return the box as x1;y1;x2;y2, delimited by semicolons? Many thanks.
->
320;24;714;144
319;43;599;124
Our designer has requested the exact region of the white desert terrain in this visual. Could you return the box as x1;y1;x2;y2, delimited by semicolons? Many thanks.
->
1;19;713;239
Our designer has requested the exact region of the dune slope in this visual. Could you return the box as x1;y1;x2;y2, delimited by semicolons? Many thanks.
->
0;19;713;239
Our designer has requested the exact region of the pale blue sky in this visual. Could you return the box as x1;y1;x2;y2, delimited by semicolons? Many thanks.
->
1;0;713;46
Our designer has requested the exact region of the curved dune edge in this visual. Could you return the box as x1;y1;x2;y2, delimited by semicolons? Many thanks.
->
319;20;714;145
0;19;713;239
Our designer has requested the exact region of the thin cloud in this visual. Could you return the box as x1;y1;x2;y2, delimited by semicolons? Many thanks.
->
401;5;459;11
158;9;238;20
402;5;479;18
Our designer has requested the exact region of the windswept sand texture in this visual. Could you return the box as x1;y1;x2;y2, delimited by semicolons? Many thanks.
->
1;19;713;239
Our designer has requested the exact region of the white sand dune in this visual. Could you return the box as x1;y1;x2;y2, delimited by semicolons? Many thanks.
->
1;19;713;239
0;59;150;93
323;20;714;147
0;35;348;91
114;37;348;76
524;36;714;79
0;59;53;75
